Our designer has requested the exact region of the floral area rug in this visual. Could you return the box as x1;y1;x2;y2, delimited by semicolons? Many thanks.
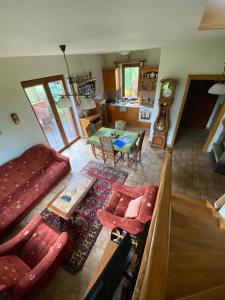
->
41;161;128;273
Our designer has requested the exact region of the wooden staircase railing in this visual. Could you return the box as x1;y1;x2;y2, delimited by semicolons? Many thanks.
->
132;150;172;300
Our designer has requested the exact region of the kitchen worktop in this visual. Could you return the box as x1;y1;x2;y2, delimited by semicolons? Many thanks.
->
107;101;141;108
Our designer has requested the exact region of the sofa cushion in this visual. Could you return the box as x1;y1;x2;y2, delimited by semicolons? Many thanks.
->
0;255;31;292
0;161;68;234
0;145;53;204
125;196;142;219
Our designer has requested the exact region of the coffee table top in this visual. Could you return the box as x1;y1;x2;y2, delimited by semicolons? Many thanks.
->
48;174;96;220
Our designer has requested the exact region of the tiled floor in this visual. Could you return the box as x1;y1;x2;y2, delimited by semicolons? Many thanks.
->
8;126;225;299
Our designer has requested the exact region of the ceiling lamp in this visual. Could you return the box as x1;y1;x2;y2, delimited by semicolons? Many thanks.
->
80;96;96;116
208;64;225;95
119;50;130;56
58;45;96;109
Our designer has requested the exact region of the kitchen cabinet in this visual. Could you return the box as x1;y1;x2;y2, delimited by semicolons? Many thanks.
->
107;105;151;128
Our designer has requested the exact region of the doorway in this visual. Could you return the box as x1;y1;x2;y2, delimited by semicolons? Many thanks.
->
21;75;79;151
179;80;218;129
172;74;225;150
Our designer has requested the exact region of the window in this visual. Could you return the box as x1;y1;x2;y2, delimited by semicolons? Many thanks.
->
123;64;139;98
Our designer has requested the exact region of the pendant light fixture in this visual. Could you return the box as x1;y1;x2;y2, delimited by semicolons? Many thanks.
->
208;64;225;95
58;45;96;110
58;44;80;106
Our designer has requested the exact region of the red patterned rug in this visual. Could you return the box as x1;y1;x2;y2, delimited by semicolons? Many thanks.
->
41;161;128;273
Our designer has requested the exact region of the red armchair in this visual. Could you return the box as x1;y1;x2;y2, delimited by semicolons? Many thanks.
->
0;215;69;300
97;182;158;235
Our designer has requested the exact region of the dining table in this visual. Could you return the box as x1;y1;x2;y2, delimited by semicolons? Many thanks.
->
86;127;139;166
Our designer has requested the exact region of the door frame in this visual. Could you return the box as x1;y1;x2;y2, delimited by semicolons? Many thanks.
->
171;74;225;151
21;74;80;152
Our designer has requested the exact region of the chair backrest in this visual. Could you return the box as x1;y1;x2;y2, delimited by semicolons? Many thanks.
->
99;136;114;154
137;131;145;153
86;123;96;137
18;222;60;268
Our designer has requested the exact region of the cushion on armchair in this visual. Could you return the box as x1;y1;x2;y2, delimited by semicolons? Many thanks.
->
124;196;142;219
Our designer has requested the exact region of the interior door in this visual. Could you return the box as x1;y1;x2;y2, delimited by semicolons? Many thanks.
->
22;75;79;151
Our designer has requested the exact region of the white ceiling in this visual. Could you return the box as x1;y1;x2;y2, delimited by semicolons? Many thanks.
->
0;0;225;57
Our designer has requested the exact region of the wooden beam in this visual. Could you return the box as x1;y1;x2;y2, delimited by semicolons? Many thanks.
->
199;0;225;30
132;150;172;300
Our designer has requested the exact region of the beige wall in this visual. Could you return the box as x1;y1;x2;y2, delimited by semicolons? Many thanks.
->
102;48;161;69
149;38;225;149
0;54;104;164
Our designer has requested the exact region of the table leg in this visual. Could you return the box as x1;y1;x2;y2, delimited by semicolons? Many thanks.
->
91;144;97;158
126;153;130;168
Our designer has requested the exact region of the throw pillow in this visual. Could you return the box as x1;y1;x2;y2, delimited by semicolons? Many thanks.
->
125;196;142;219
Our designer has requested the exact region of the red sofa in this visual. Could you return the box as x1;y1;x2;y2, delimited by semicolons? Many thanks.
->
0;215;69;299
0;144;71;236
97;182;158;235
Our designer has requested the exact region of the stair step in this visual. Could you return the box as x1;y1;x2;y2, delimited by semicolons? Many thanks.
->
171;208;220;232
178;283;225;299
172;196;213;218
171;225;225;247
166;253;225;300
172;192;206;208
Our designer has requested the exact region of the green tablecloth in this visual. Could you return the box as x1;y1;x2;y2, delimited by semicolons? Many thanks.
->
86;127;138;153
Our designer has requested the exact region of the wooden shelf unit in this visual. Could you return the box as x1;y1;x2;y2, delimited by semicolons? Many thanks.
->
79;113;102;138
73;78;96;96
138;67;159;93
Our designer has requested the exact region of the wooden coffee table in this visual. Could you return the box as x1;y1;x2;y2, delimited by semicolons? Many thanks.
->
48;174;96;220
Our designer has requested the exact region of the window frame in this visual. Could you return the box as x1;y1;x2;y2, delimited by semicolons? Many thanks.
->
122;63;140;98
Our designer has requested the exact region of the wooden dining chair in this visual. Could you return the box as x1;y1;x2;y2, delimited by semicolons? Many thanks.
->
99;136;122;166
132;130;146;163
86;123;96;137
86;123;101;158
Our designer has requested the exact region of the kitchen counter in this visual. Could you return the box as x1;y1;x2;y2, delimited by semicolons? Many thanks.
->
108;102;140;108
107;102;151;128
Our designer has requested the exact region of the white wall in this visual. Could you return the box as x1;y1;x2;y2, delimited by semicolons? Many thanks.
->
149;38;225;147
208;113;225;151
0;54;104;164
206;95;225;129
102;48;161;69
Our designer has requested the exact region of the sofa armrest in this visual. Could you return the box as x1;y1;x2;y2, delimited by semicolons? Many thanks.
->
0;215;43;256
214;194;225;210
46;145;70;164
97;209;144;235
13;232;69;297
112;182;146;199
137;185;158;224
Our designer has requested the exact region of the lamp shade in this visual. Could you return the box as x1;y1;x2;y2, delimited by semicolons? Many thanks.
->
208;82;225;95
59;96;71;108
80;97;96;110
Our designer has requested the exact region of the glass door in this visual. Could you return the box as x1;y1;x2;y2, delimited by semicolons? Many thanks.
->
48;79;78;143
22;75;79;151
